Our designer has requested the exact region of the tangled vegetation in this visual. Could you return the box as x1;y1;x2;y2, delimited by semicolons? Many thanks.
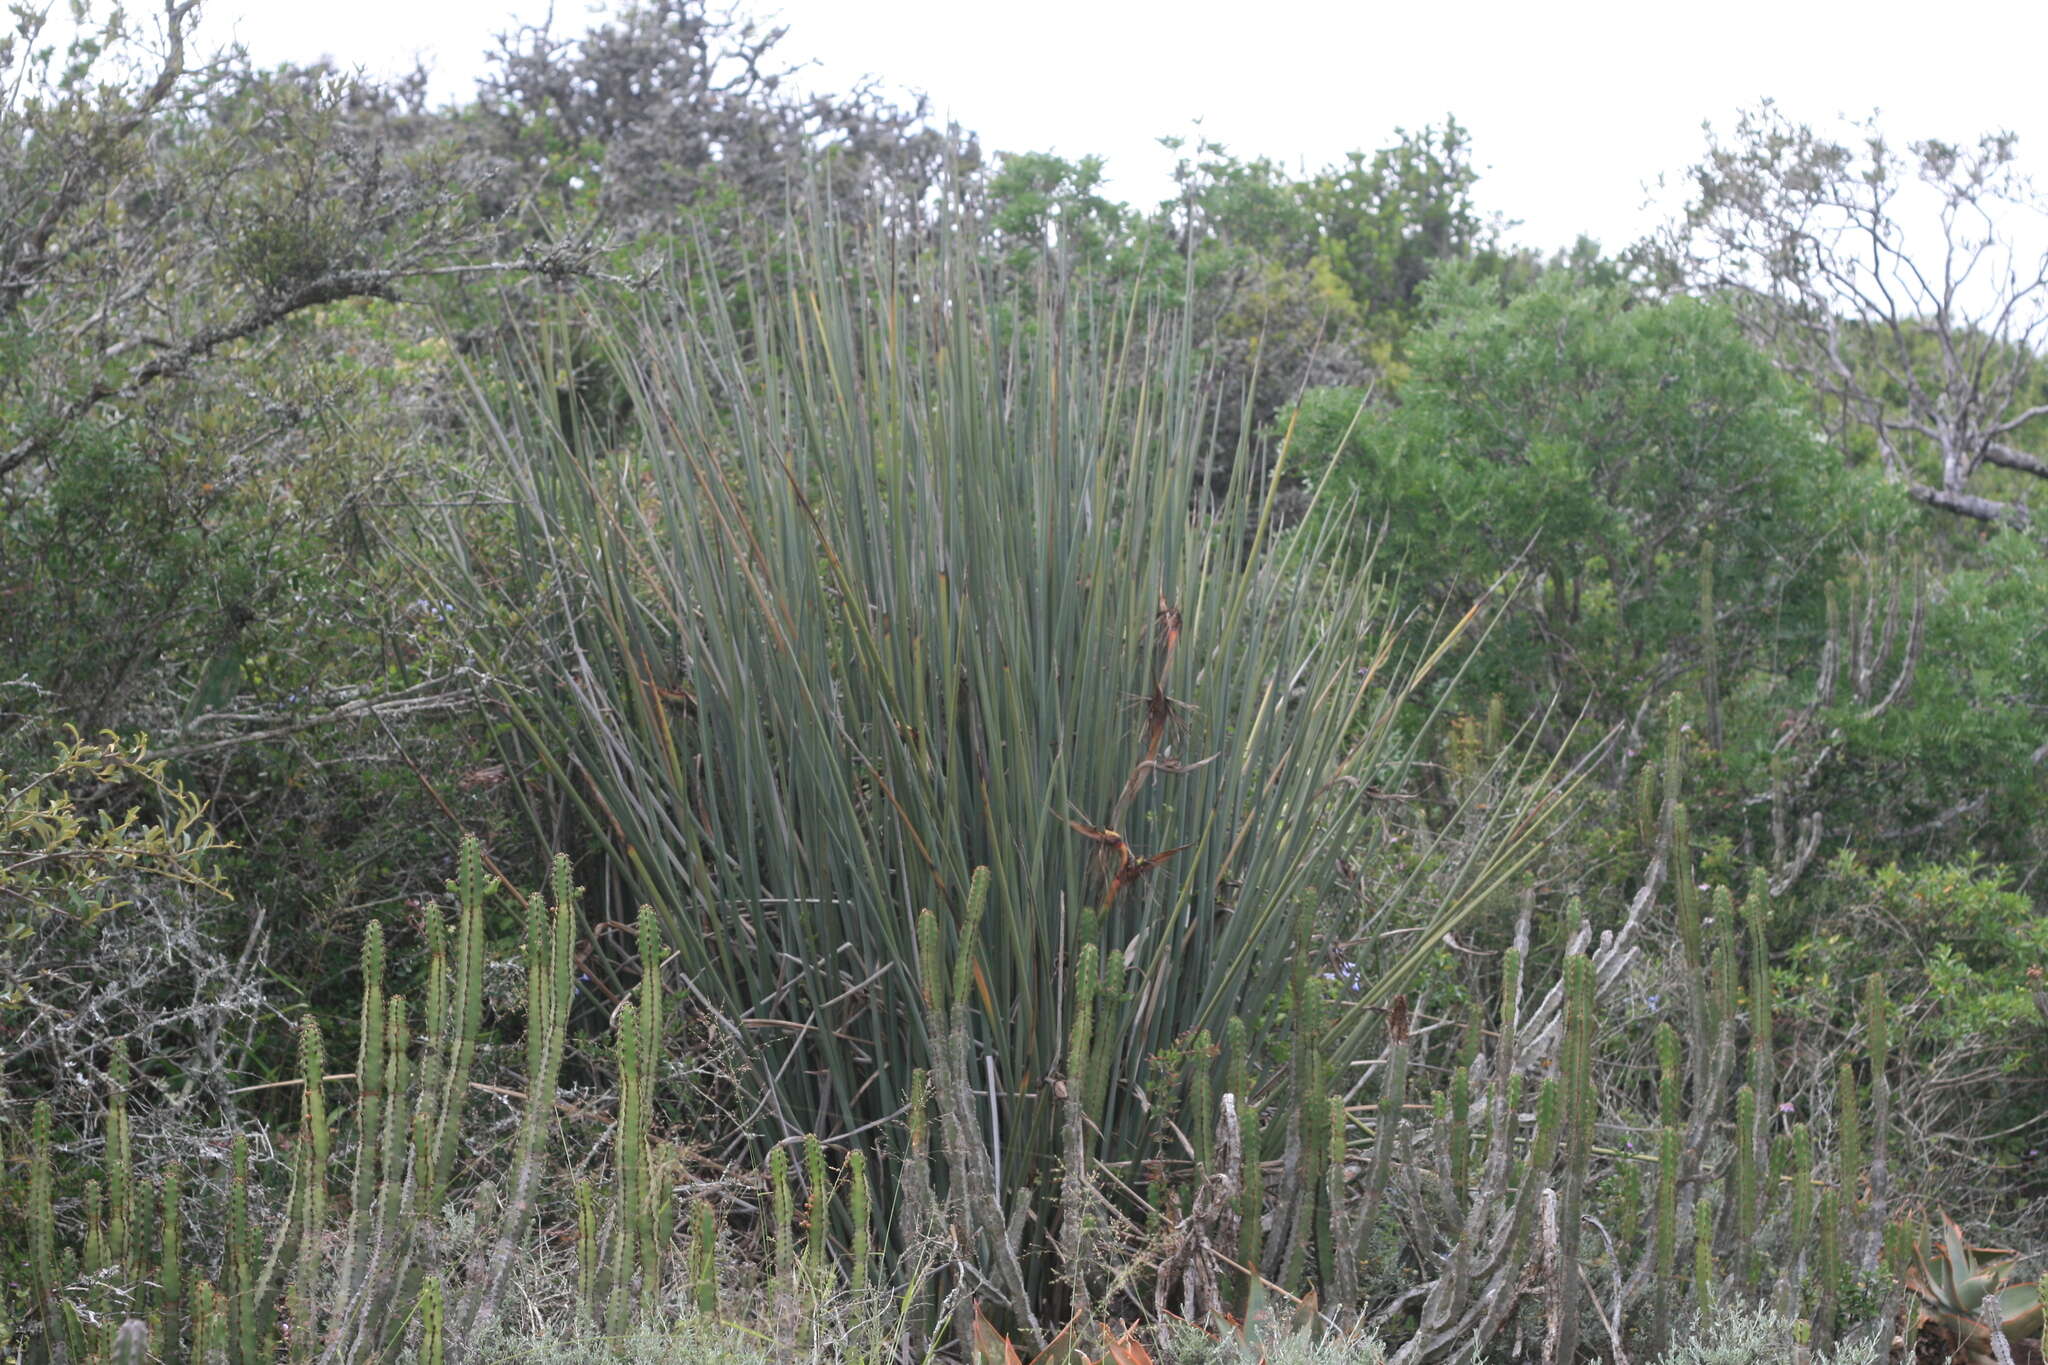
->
3;4;2047;1364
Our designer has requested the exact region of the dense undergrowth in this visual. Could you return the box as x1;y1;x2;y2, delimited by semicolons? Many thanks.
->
6;226;2043;1365
5;4;2048;1364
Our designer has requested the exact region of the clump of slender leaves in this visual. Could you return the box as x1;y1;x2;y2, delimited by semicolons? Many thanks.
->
429;216;1569;1315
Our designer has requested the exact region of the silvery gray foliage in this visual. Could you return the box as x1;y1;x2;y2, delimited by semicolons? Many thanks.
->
0;875;273;1144
1653;1305;1880;1365
1159;1319;1388;1365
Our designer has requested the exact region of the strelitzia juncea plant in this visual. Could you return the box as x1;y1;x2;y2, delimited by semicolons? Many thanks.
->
425;203;1574;1318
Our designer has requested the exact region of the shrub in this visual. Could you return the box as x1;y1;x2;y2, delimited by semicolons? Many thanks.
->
0;732;255;1139
1653;1304;1879;1365
1296;276;1902;729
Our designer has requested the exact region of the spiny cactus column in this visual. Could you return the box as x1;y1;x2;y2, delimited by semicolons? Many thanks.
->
157;1165;183;1365
803;1133;831;1289
1187;1029;1215;1174
1273;913;1332;1297
1781;1123;1814;1318
430;842;487;1208
1333;994;1411;1317
847;1150;871;1296
1237;1098;1266;1316
1711;886;1740;1058
690;1198;719;1314
1837;1062;1862;1223
767;1145;795;1294
1655;1128;1681;1352
1058;942;1101;1317
192;1280;225;1365
1744;883;1775;1215
614;998;652;1321
1767;1129;1794;1226
1671;805;1714;1119
452;862;577;1345
1614;1148;1641;1275
1815;1187;1842;1344
1635;761;1659;850
342;983;406;1328
1650;1020;1682;1351
225;1134;267;1365
29;1100;61;1363
1510;1077;1563;1270
1224;1017;1252;1137
107;1044;134;1279
1862;975;1890;1269
1553;950;1597;1365
322;838;488;1365
1325;1095;1349;1307
1732;1084;1759;1296
418;1277;444;1365
919;868;1039;1343
287;1017;330;1365
82;1180;107;1359
1694;1195;1716;1320
637;908;667;1315
897;1068;933;1254
1449;1063;1472;1210
1085;947;1124;1126
603;1192;635;1338
575;1180;601;1331
337;922;386;1308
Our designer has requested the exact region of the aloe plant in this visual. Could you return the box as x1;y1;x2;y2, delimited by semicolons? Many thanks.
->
1904;1212;2043;1364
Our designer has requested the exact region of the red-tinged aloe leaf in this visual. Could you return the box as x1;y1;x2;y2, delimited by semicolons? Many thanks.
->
1099;1325;1154;1365
1929;1229;1961;1308
973;1304;1023;1365
1242;1277;1280;1332
1028;1315;1087;1365
1941;1212;1970;1278
1998;1281;2042;1338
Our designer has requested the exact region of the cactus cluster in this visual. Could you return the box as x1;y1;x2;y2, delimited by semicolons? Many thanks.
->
583;906;672;1334
15;837;574;1365
1010;694;1907;1364
2;716;1991;1365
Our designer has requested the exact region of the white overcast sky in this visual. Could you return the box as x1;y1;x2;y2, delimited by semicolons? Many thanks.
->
200;0;2048;256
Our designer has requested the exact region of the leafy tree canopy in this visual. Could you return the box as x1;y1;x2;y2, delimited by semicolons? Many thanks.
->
1300;275;1903;723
